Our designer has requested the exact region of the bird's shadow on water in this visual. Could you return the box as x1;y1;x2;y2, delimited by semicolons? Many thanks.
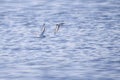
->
32;34;51;40
31;35;66;44
32;36;46;40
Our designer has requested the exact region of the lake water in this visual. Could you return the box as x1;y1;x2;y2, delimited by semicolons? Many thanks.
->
0;0;120;80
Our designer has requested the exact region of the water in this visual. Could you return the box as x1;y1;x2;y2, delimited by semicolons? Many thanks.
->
0;0;120;80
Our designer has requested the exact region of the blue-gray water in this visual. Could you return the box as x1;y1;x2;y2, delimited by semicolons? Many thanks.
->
0;0;120;80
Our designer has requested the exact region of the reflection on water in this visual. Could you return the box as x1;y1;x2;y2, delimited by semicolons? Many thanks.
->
0;0;120;80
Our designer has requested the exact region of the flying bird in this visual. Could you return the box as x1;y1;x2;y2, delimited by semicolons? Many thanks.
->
40;23;46;38
54;23;64;34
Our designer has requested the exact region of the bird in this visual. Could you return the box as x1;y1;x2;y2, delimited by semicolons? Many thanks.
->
54;24;60;34
54;23;64;34
40;23;46;38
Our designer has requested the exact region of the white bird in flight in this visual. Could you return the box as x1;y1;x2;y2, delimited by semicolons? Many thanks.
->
54;23;64;34
40;23;46;38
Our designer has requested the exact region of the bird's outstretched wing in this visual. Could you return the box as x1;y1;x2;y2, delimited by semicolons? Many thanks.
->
40;23;46;38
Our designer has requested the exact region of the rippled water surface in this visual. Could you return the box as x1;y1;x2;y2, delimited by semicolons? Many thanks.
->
0;0;120;80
